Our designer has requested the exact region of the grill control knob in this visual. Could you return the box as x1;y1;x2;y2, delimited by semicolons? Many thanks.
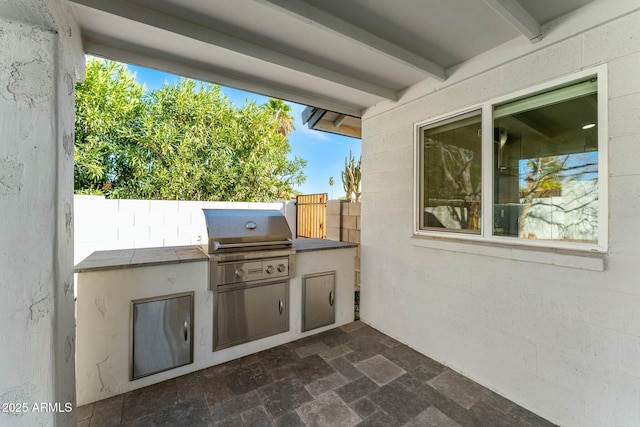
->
235;268;246;279
277;264;287;273
265;265;275;274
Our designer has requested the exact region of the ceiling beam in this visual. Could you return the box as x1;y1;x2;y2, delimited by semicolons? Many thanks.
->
83;39;365;117
255;0;447;81
482;0;542;42
333;114;348;128
69;0;398;100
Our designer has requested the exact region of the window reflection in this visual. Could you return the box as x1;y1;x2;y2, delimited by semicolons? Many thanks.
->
421;111;482;232
493;79;598;243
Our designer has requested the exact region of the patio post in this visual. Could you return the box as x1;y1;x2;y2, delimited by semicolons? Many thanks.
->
0;1;83;426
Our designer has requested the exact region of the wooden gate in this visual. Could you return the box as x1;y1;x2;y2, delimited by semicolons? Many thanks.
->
296;193;327;238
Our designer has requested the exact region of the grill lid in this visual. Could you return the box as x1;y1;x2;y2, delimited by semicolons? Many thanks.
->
202;209;293;253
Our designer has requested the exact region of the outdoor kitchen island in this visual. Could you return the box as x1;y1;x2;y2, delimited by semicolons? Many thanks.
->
74;239;356;406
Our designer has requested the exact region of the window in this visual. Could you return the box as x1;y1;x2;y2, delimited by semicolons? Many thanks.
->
419;111;482;233
415;68;606;251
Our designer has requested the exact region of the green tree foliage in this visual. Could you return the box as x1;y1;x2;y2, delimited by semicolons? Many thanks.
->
328;176;334;199
265;98;294;137
74;58;306;201
74;59;145;194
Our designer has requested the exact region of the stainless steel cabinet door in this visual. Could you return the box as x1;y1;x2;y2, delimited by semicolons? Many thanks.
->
302;271;336;332
214;281;289;350
131;292;193;380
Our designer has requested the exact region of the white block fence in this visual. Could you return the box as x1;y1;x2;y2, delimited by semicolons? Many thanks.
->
74;195;297;265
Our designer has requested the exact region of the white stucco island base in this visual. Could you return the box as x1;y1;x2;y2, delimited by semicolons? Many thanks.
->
76;244;356;406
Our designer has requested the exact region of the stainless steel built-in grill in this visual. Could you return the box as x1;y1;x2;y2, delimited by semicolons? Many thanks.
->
202;209;295;351
203;209;294;253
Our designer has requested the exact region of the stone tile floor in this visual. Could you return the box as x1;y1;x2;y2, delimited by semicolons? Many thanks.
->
77;322;557;427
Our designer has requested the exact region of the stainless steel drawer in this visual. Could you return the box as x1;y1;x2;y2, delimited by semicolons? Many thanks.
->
130;292;194;380
214;281;289;351
302;271;336;332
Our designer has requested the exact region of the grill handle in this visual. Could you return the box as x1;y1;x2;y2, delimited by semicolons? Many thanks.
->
212;239;292;252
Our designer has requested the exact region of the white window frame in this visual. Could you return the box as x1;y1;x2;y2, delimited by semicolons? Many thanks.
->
413;65;608;253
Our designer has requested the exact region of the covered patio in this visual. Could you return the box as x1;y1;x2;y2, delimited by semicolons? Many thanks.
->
3;1;640;426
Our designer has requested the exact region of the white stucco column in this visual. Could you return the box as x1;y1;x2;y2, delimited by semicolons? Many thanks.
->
0;1;83;426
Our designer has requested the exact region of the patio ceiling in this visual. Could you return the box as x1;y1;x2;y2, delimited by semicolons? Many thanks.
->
68;0;596;118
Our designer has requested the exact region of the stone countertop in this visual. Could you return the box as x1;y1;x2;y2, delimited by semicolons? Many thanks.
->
75;239;357;273
293;238;358;253
74;245;208;273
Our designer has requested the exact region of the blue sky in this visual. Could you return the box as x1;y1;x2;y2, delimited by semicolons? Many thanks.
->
124;63;361;199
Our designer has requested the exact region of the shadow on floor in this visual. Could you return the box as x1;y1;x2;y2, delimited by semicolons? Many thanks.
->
77;322;556;427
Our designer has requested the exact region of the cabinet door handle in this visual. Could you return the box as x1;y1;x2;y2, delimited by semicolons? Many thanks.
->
278;299;284;315
183;320;189;342
329;291;334;307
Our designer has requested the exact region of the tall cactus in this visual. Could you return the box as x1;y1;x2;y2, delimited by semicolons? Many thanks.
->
341;151;361;202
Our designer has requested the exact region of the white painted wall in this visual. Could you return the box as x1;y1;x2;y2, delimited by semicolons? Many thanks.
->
74;195;297;265
76;247;355;405
360;6;640;427
0;1;84;426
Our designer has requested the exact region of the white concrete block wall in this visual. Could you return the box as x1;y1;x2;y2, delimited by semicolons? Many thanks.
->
74;196;296;265
360;9;640;427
